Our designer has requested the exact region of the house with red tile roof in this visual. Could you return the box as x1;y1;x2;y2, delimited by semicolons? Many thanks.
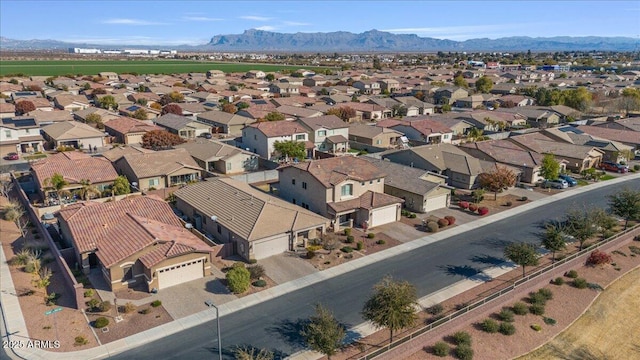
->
103;116;161;144
377;116;454;144
56;195;213;291
278;156;403;230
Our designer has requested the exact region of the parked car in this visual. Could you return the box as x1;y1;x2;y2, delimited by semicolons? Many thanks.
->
199;133;212;139
542;179;568;189
558;174;577;187
4;152;19;160
599;161;628;173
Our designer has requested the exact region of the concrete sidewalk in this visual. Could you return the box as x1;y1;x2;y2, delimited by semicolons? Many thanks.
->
2;172;639;360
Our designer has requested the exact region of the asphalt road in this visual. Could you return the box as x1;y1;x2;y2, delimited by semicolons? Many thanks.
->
112;179;640;360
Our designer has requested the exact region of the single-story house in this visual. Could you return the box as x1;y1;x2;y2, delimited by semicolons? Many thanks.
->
153;113;211;139
174;139;259;175
196;111;255;136
41;121;106;150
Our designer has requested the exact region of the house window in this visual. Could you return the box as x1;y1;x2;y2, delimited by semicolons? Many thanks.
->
377;179;381;183
443;134;449;139
341;184;353;197
376;139;381;145
122;265;133;281
302;182;307;189
318;130;327;137
226;163;232;171
148;178;159;187
296;134;305;141
369;180;373;185
361;182;365;186
217;224;221;234
292;179;296;185
4;130;11;138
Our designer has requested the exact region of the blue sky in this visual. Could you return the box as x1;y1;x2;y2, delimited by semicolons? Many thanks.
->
1;1;638;45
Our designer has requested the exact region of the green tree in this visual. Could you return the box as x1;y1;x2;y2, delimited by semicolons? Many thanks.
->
160;91;185;105
504;242;539;278
265;73;275;81
540;223;566;263
391;104;408;117
85;113;102;125
301;304;346;359
234;346;274;360
563;87;592;112
478;166;517;200
540;154;560;180
111;175;131;196
453;75;468;88
43;173;69;201
273;140;306;161
564;208;598;250
608;188;640;229
475;76;493;93
361;276;418;343
132;108;148;120
97;95;118;110
466;127;484;142
372;56;382;70
326;106;356;122
264;111;285;122
441;103;452;112
77;179;100;200
226;263;250;294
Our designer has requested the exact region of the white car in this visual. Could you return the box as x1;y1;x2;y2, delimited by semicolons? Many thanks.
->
542;179;568;189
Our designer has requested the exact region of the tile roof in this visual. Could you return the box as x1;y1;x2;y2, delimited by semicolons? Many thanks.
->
286;156;387;188
154;113;193;130
174;178;329;242
246;120;309;137
42;121;106;140
460;139;543;168
31;151;118;187
197;110;255;126
325;134;349;144
118;148;202;179
298;115;347;130
101;145;154;162
509;132;603;159
576;125;640;145
348;123;403;139
174;139;252;162
327;190;403;213
361;157;440;195
275;105;322;118
104;116;160;135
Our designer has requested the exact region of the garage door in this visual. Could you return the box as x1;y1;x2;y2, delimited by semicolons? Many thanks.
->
424;193;449;213
157;258;204;289
252;236;290;260
370;205;399;228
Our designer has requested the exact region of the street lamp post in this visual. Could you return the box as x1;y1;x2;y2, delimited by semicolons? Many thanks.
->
206;299;222;360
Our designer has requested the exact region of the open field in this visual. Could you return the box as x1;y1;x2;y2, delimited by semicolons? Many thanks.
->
0;60;332;76
517;267;640;360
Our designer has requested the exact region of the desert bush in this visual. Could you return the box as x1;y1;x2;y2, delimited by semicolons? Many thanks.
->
83;289;94;298
454;344;474;360
252;279;267;287
139;308;151;315
226;264;251;294
306;245;322;252
499;309;515;322
481;318;500;333
426;304;444;315
343;228;351;236
530;324;542;332
376;239;386;245
86;298;100;311
452;331;471;346
346;235;355;243
356;241;364;250
248;265;265;280
477;207;489;216
408;213;417;218
123;302;136;313
499;322;516;335
24;261;38;274
45;293;59;306
93;317;109;328
98;301;111;312
586;250;612;266
367;232;375;239
341;246;354;253
634;164;640;171
307;250;316;259
543;317;557;325
74;335;89;346
529;291;547;306
432;341;449;357
552;277;565;285
468;204;478;212
512;302;528;315
612;250;627;257
573;278;588;289
444;215;456;225
151;300;162;307
538;288;553;301
458;201;469;210
565;269;578;278
529;304;545;315
401;209;411;217
520;196;528;201
505;201;513;207
630;245;640;255
427;221;439;233
248;259;257;264
437;218;450;228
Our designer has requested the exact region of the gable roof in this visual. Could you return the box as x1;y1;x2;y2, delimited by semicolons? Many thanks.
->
197;110;255;126
31;151;118;187
246;120;308;137
348;123;403;139
101;145;154;162
104;116;160;135
285;156;387;188
174;139;254;162
174;178;329;242
460;139;544;168
298;115;347;130
153;113;193;130
118;148;202;178
361;157;440;195
42;121;106;140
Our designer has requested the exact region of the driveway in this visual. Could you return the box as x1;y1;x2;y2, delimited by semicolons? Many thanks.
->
259;252;318;284
374;221;425;243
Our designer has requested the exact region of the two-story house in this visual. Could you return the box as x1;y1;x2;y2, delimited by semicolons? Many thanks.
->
352;80;381;95
348;123;403;149
298;115;350;153
278;156;403;230
0;116;44;157
242;121;314;160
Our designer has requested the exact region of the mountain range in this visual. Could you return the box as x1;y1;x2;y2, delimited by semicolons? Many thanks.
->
1;29;638;52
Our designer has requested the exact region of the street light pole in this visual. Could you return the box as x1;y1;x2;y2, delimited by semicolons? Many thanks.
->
211;303;222;360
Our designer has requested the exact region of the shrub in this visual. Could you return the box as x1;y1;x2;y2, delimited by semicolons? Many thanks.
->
45;293;60;306
452;331;471;346
552;277;565;285
529;304;545;315
499;309;515;322
630;245;640;255
427;221;439;233
248;258;257;264
98;300;111;312
84;289;94;298
123;302;136;314
499;322;516;335
247;265;265;280
573;278;588;289
458;201;469;210
74;336;89;346
151;300;162;307
426;304;444;315
307;250;316;259
505;201;513;207
520;196;528;201
341;246;354;253
24;261;37;274
343;228;351;236
565;270;578;278
530;324;542;332
612;250;627;257
93;317;109;328
634;164;640;171
481;318;500;333
586;250;612;266
477;207;489;216
437;218;450;228
252;279;267;287
139;308;151;315
306;245;322;252
538;288;553;301
346;235;355;243
529;291;547;306
401;209;410;217
454;344;474;360
356;241;364;250
543;317;557;325
376;239;386;245
444;215;456;225
367;232;375;239
512;302;528;315
432;341;449;357
468;204;478;212
86;298;100;310
408;213;417;219
226;264;251;294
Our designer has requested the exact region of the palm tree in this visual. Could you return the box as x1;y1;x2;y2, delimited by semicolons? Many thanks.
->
77;179;100;200
43;173;69;203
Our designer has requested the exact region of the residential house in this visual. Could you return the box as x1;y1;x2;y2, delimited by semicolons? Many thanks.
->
297;115;350;153
497;94;535;107
73;107;120;124
174;139;258;175
113;148;203;191
278;156;404;229
269;83;300;96
378;79;400;93
242;120;313;160
589;117;640;132
53;95;91;112
497;107;561;128
544;127;635;163
433;87;469;105
41;121;105;150
393;96;435;116
153;114;211;139
353;80;381;95
101;145;154;163
56;196;213;291
0;116;44;157
98;72;119;80
207;70;225;78
362;157;453;213
455;94;497;109
104;117;161;145
348;123;403;149
377;117;454;144
245;70;266;79
453;111;527;131
0;103;15;119
119;104;161;120
575;125;640;151
275;105;323;120
196;111;255;136
348;102;391;121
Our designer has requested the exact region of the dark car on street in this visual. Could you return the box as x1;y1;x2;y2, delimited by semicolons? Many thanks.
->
4;152;19;160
